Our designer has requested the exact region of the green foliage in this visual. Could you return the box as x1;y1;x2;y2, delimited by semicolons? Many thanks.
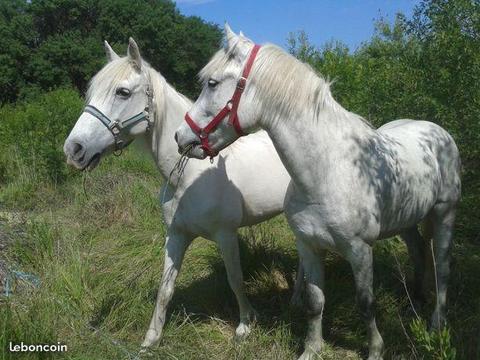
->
0;1;479;359
0;0;35;103
0;88;83;185
0;0;221;103
287;0;480;242
1;152;479;359
410;318;457;360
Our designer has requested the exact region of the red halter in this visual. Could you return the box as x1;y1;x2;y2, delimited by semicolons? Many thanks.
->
184;44;261;159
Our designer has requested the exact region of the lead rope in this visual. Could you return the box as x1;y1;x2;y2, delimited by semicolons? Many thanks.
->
160;144;193;228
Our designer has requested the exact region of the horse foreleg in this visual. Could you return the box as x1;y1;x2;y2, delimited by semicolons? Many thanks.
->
291;257;304;307
297;241;325;360
215;230;257;340
347;241;384;360
141;230;192;348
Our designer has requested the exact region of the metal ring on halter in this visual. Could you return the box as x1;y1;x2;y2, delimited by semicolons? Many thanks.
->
81;82;154;156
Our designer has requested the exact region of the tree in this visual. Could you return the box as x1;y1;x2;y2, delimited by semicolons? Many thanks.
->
0;0;222;104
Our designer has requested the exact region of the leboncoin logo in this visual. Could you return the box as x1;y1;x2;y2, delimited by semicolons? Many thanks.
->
9;342;67;353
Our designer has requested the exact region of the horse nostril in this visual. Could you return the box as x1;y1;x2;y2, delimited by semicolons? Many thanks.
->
72;142;84;156
174;132;179;144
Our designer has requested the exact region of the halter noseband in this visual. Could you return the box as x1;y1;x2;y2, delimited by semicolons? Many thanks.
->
184;44;261;159
83;85;154;155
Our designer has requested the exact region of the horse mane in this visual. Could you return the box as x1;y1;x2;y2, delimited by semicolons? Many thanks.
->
86;57;138;103
86;56;191;130
200;40;372;128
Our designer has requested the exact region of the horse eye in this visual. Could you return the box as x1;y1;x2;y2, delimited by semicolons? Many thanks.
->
208;79;218;88
116;87;131;97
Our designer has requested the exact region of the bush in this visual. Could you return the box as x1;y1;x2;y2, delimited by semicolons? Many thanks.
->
0;88;83;184
410;318;457;360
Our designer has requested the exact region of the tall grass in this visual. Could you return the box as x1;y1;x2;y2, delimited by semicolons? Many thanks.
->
1;147;478;359
0;89;478;360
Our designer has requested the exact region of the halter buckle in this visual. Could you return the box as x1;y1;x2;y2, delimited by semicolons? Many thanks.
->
110;121;121;135
199;130;208;139
237;77;247;91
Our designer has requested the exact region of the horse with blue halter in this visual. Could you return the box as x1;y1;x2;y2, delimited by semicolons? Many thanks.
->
64;38;304;350
175;25;461;360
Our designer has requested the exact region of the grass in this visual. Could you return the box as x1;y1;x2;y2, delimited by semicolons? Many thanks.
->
0;147;478;360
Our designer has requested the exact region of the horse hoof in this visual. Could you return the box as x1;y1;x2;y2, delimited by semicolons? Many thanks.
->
298;341;323;360
234;323;251;340
138;347;154;358
297;349;317;360
141;329;161;348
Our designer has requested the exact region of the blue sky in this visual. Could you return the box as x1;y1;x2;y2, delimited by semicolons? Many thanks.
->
176;0;420;50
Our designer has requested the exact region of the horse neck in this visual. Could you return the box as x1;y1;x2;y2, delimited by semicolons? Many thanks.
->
263;105;376;197
146;70;192;182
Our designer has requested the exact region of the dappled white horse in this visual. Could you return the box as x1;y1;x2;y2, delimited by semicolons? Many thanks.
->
63;38;301;348
175;25;461;360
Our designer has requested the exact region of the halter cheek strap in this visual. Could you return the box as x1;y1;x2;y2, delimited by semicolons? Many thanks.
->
184;44;261;159
82;86;154;155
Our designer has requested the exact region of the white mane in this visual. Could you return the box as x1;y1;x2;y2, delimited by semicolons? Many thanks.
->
86;58;138;102
85;56;191;133
200;41;372;127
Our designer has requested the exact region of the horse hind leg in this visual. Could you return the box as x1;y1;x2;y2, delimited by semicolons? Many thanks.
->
400;225;427;304
429;202;456;330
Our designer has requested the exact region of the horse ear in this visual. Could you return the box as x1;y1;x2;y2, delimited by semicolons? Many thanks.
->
224;23;238;50
239;31;245;37
127;37;142;70
104;40;120;62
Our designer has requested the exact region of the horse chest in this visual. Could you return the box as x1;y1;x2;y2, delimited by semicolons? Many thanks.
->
285;188;379;250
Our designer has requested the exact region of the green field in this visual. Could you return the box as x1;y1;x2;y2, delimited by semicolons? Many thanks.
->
1;148;478;360
1;1;479;358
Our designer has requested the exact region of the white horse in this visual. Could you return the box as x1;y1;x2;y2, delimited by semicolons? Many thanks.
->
63;38;301;349
175;25;461;360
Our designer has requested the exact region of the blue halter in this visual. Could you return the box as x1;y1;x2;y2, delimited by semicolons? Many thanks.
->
82;86;153;154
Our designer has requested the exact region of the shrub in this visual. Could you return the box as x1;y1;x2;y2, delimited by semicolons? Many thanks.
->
410;318;457;360
0;88;83;184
